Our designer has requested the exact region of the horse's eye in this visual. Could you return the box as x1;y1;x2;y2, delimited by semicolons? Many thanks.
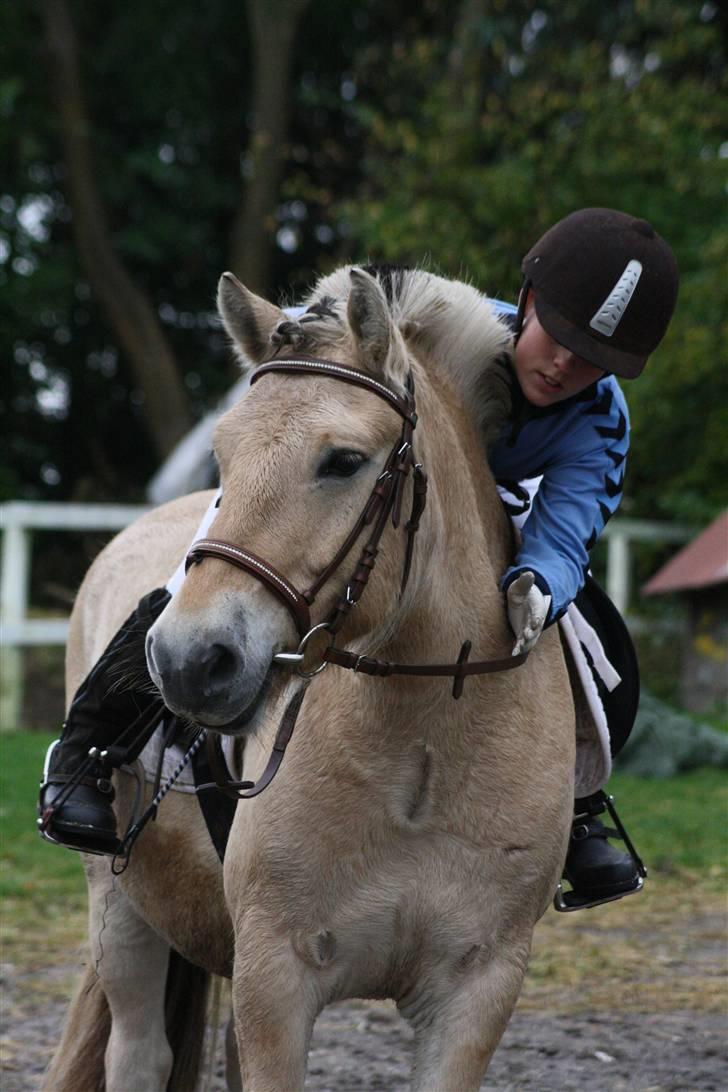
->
317;449;368;479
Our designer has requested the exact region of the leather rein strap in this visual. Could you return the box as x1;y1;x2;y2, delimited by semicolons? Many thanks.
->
186;355;528;799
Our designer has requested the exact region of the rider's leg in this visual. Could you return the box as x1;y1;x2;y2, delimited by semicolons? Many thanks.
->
563;789;641;899
562;578;642;904
39;587;170;853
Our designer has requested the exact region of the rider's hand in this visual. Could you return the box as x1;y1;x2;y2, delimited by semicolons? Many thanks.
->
506;571;552;656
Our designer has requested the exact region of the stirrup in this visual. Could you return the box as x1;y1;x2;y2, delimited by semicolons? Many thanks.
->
38;820;128;859
553;793;647;913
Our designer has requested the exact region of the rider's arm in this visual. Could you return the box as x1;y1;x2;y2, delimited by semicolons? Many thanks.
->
496;379;630;626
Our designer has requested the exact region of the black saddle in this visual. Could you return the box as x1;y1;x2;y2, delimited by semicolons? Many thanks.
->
573;575;640;757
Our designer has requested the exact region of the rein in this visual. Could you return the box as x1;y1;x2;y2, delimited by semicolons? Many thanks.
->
187;355;527;800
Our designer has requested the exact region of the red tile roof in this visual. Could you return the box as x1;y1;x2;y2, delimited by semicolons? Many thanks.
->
643;511;728;595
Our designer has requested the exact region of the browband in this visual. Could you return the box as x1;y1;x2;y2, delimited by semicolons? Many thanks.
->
250;357;416;424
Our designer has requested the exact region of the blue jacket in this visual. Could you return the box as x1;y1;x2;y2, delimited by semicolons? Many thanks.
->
488;300;629;624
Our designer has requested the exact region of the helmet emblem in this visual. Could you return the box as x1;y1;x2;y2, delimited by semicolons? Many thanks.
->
589;259;643;337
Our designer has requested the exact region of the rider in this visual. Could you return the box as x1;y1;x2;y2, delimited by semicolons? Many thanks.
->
489;208;678;904
39;208;679;904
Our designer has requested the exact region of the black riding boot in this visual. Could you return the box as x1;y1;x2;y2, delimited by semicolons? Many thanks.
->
38;587;171;855
558;790;644;909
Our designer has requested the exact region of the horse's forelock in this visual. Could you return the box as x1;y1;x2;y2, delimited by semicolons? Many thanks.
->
301;266;514;448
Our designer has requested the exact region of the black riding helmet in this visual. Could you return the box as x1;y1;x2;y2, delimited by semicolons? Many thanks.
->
514;208;679;379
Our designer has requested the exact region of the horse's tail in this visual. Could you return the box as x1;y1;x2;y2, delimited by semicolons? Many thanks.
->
165;948;211;1092
42;962;109;1092
43;950;211;1092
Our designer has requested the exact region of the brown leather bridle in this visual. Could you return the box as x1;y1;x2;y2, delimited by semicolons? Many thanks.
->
186;355;527;799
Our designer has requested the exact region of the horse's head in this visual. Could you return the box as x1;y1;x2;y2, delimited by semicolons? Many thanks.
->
147;268;431;730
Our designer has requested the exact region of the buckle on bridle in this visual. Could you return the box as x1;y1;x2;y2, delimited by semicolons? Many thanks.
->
273;622;332;678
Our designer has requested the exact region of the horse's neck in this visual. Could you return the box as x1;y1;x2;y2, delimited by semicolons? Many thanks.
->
393;368;512;663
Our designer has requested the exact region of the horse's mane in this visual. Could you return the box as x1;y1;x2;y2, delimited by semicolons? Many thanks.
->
296;265;514;449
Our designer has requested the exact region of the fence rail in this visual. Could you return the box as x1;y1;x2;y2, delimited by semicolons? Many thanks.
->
0;501;695;730
1;502;150;728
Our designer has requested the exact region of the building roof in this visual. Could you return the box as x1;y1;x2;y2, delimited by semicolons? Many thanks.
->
643;510;728;595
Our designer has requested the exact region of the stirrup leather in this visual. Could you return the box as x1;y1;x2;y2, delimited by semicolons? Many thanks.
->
554;792;647;913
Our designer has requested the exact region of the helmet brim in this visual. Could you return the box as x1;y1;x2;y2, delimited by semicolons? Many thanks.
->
534;294;647;379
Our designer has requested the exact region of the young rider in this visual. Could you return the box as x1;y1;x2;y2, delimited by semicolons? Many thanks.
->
488;208;678;904
39;208;679;907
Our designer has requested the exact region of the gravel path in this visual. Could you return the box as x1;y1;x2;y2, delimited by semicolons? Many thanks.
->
2;964;726;1091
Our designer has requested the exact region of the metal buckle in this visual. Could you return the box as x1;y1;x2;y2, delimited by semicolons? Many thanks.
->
273;622;332;678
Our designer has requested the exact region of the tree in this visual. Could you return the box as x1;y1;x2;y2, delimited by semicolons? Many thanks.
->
42;0;192;459
339;0;728;523
4;0;726;530
229;0;313;292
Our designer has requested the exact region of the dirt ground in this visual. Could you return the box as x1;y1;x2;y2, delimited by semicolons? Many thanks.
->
2;884;726;1091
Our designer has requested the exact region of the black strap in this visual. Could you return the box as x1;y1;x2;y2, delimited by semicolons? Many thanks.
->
191;743;238;862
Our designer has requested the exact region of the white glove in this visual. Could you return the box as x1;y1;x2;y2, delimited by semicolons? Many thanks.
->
506;571;552;656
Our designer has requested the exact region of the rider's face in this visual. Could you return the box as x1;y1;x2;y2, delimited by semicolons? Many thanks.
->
514;293;605;407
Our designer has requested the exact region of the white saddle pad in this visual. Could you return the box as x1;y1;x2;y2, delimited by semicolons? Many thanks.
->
138;726;238;795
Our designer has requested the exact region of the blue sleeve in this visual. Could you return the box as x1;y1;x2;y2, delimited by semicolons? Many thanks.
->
501;385;629;623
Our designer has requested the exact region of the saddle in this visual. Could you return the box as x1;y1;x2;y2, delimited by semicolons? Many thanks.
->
560;575;639;799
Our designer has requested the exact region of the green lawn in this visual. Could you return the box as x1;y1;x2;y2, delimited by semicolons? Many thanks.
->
0;733;87;907
3;731;726;895
1;731;725;964
607;769;726;886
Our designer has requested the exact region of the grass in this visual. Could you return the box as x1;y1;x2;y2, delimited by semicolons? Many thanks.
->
606;769;726;886
1;732;726;1010
0;732;88;967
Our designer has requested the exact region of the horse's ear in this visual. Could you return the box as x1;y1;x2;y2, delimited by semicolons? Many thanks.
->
347;268;407;384
217;272;285;365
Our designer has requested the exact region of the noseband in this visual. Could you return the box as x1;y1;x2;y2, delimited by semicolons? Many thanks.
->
186;355;527;799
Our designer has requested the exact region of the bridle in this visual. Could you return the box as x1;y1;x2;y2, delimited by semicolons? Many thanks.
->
186;355;528;799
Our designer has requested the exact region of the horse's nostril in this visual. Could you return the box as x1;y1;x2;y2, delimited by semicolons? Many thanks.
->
204;643;239;688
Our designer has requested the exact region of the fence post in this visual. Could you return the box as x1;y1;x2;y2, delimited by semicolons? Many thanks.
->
0;521;31;730
606;529;630;616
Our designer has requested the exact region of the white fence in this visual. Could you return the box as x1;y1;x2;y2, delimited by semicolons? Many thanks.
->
0;500;695;730
1;501;150;729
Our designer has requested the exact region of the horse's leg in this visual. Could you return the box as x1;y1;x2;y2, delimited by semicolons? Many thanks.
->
225;1016;243;1092
404;940;531;1092
42;961;110;1092
231;916;319;1092
87;862;174;1092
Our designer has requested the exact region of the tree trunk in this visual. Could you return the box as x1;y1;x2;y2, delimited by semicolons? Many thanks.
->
229;0;312;294
445;0;492;137
42;0;191;459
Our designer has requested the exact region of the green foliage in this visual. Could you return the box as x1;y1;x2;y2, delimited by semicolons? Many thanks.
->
2;0;726;530
340;0;728;524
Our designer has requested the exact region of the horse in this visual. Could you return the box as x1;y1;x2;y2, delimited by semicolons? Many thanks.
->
45;265;576;1091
